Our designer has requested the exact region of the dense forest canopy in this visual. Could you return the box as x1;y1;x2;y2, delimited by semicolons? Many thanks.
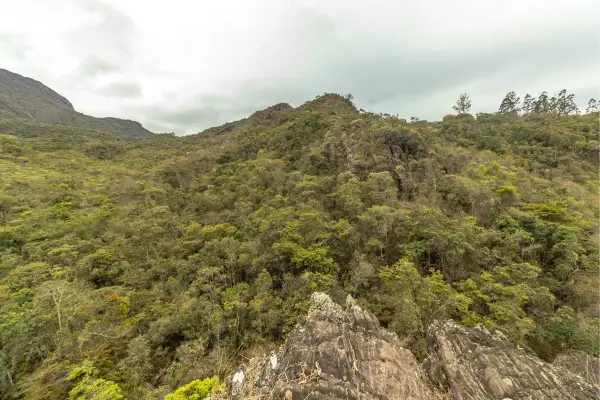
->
0;89;598;399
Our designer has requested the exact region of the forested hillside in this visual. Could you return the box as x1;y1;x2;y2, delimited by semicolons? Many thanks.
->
0;90;598;399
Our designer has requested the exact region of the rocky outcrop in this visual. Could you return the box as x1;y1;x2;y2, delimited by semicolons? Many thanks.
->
0;68;153;140
249;103;293;122
553;349;599;386
426;320;599;399
228;293;599;400
230;292;437;399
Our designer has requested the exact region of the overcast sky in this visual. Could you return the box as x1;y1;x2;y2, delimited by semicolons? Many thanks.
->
1;0;599;134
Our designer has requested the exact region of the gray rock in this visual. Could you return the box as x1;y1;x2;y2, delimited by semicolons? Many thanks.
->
230;292;435;399
553;349;600;386
0;68;153;140
426;320;599;399
227;294;599;399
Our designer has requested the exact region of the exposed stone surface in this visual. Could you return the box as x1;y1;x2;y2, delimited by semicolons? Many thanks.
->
0;68;153;140
426;319;599;399
230;292;436;399
249;102;293;122
228;293;599;399
553;349;600;386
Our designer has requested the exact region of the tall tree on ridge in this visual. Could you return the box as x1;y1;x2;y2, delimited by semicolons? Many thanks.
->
453;93;472;114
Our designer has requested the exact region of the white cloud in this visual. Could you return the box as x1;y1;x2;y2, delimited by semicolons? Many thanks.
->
0;0;598;134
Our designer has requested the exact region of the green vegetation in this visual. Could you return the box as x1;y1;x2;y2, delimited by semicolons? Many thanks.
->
164;377;222;400
0;91;598;399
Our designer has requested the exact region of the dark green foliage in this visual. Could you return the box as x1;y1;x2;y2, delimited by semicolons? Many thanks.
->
0;91;598;399
522;89;581;116
498;91;521;115
586;98;598;114
452;93;472;114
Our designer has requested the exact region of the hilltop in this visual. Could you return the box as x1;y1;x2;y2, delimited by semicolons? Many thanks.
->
0;91;598;399
0;68;153;140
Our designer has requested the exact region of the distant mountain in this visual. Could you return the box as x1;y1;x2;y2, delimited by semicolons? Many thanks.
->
0;68;153;140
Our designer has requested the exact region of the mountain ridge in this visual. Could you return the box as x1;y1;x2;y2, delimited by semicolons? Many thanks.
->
0;68;153;140
0;87;597;399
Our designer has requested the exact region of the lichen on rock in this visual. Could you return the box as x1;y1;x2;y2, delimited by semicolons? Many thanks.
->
227;293;599;400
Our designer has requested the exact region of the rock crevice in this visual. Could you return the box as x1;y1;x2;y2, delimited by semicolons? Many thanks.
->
228;293;599;400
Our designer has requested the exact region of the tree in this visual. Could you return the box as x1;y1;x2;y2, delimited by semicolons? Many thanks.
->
378;257;474;357
453;93;472;114
522;94;535;114
455;263;554;344
118;336;153;387
498;91;521;115
35;280;90;348
66;361;124;400
586;98;598;113
554;89;579;115
533;92;551;113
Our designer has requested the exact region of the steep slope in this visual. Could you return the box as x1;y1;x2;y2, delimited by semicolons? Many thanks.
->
0;68;153;140
229;292;437;399
0;94;598;399
228;293;598;399
426;319;599;399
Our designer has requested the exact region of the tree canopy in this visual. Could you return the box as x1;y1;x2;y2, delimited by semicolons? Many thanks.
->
0;91;598;399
